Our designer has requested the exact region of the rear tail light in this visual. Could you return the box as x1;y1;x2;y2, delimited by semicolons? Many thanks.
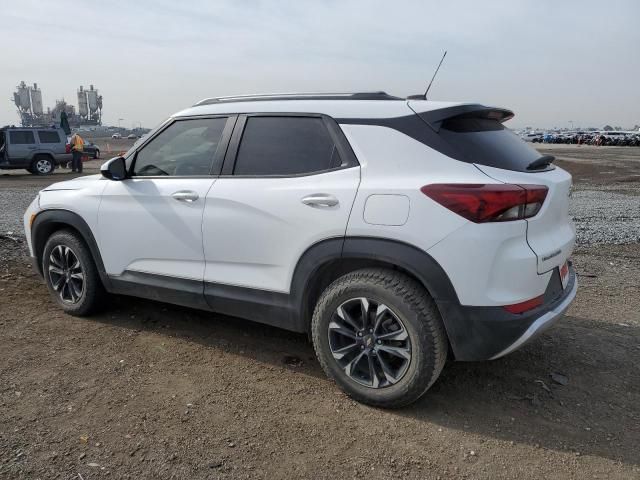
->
65;144;71;154
420;184;548;223
503;295;544;314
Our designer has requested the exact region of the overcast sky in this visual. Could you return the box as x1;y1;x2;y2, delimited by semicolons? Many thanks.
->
2;0;639;129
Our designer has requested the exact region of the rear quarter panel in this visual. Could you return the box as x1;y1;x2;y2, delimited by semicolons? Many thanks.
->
475;164;575;274
340;124;491;250
340;124;550;307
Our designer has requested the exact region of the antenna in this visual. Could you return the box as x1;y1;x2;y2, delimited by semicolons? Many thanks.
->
424;50;447;100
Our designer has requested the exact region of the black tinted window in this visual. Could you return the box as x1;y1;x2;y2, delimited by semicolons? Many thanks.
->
37;131;60;143
133;118;227;176
439;117;542;172
9;131;35;144
234;117;338;176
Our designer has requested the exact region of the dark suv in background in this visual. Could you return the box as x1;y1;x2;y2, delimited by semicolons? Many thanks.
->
0;126;71;175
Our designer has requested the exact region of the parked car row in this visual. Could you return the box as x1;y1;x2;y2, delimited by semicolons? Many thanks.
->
530;133;640;146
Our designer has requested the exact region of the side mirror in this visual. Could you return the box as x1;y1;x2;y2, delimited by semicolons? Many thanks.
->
101;156;127;181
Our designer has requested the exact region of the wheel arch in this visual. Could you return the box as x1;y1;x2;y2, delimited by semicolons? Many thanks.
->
291;237;460;340
31;152;55;161
31;210;111;289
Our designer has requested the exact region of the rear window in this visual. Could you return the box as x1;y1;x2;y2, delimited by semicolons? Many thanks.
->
37;130;60;143
9;131;35;145
439;116;543;172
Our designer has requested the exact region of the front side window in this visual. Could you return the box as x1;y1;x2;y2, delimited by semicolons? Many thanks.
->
9;131;35;145
38;131;60;143
132;117;227;176
234;117;340;176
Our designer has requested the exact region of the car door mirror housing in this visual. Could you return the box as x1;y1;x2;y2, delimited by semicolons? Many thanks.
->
101;156;128;180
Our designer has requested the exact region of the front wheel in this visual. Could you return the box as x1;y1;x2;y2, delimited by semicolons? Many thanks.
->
42;230;106;316
311;268;448;408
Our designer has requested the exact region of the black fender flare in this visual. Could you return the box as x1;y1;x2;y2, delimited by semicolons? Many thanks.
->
30;209;111;289
289;236;461;339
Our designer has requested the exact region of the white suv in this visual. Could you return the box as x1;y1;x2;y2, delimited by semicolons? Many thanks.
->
24;92;577;407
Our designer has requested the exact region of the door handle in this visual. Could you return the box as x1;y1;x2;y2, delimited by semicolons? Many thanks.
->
171;190;199;203
301;194;339;208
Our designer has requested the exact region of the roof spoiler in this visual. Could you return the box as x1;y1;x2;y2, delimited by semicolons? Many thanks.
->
408;103;514;133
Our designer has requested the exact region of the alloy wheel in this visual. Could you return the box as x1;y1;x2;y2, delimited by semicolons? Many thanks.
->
48;245;85;304
328;297;412;388
36;159;52;174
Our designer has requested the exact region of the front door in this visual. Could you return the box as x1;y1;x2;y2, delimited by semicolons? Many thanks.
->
97;116;234;300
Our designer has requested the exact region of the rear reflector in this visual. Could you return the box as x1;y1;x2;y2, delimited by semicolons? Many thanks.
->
503;295;544;314
420;184;548;223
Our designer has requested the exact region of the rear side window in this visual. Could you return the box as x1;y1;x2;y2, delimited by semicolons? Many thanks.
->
234;117;340;176
9;131;35;144
439;116;542;172
37;131;60;143
132;117;227;176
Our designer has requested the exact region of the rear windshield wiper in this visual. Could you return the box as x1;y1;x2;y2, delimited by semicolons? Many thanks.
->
526;155;555;171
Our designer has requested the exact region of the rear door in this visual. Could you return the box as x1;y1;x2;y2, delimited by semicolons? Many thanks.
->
202;114;360;294
37;130;64;159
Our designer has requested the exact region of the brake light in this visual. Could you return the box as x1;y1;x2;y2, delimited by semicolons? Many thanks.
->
503;295;544;314
420;184;548;223
65;144;71;154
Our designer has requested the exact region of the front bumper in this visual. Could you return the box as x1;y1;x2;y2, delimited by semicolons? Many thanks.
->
437;264;577;361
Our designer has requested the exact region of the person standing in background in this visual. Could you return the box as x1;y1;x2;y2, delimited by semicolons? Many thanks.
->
69;132;84;173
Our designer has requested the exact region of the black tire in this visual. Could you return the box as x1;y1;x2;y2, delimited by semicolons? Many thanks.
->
31;155;55;175
94;149;100;159
42;230;106;316
311;268;448;408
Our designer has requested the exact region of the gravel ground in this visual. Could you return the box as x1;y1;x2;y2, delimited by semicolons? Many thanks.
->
0;188;36;236
569;187;640;245
1;240;638;480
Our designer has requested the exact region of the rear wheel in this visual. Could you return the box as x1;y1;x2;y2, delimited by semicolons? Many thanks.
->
31;155;55;175
311;268;448;408
42;230;106;316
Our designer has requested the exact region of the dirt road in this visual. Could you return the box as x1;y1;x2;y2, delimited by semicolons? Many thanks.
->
1;145;639;479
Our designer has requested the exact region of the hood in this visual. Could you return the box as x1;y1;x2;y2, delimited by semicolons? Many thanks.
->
41;174;104;191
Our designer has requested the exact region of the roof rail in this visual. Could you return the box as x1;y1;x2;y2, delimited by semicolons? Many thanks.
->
193;91;401;106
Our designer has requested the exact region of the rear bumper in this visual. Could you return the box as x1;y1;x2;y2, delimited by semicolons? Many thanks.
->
437;264;577;361
489;269;577;359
